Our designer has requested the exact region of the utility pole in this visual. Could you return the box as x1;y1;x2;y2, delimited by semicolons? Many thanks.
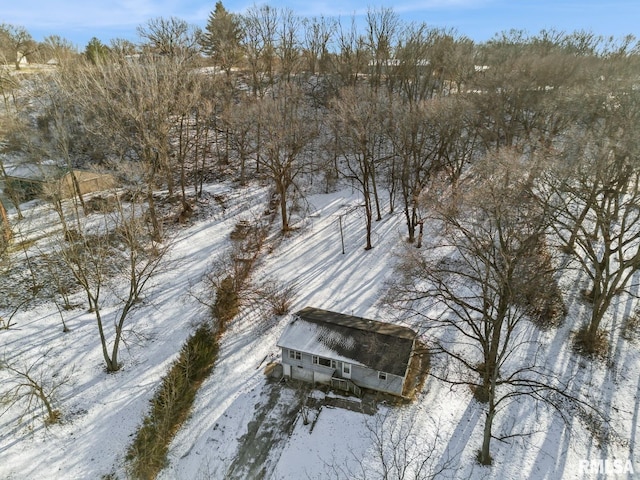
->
338;215;345;254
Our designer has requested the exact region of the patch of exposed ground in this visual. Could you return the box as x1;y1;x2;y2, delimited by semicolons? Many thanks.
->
226;379;301;480
226;373;387;480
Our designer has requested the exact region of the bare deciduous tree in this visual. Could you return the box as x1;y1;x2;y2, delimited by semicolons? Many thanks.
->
545;78;640;355
137;16;201;60
38;35;78;66
53;185;170;372
0;351;71;426
389;150;580;465
325;409;456;480
364;7;399;93
241;4;278;95
0;23;37;69
276;8;302;82
223;94;258;185
253;83;317;232
331;85;388;249
63;53;198;240
333;16;368;88
301;15;336;75
388;94;477;245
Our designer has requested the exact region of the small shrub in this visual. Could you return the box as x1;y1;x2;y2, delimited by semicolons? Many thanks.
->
254;279;297;316
622;309;640;341
45;409;62;426
230;216;270;255
86;195;117;213
573;326;609;359
0;354;68;427
517;238;567;329
526;284;567;329
63;229;81;242
230;219;251;240
212;276;239;324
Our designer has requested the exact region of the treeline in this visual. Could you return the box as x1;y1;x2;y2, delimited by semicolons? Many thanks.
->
0;4;638;331
0;4;638;351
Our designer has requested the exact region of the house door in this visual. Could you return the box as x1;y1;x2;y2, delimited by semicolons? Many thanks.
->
342;362;351;379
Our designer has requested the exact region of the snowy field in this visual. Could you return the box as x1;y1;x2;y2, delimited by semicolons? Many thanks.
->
1;182;639;479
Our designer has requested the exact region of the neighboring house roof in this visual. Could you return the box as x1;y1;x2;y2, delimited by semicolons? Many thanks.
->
5;164;65;182
277;307;417;377
5;165;117;199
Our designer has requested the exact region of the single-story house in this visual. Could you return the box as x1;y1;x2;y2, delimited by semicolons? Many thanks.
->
4;164;116;202
277;307;418;397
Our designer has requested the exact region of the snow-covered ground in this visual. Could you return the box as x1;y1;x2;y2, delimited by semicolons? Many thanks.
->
1;183;639;479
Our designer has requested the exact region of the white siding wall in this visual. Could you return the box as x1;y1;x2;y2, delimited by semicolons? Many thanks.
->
281;347;405;395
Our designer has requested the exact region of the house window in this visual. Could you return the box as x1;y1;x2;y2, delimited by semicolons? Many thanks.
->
312;356;332;367
343;364;350;374
378;372;387;381
289;350;301;360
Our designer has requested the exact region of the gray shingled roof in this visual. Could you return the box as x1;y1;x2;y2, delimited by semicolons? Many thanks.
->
279;307;416;377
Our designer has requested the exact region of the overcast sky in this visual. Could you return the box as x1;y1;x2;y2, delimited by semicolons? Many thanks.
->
4;0;640;49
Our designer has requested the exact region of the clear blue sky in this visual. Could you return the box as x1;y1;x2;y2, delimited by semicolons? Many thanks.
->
4;0;640;49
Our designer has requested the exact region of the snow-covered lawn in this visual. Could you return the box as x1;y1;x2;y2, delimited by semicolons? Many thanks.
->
1;184;639;479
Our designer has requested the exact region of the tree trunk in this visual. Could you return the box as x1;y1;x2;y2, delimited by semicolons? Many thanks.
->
179;115;188;206
198;126;209;198
146;185;162;242
566;199;594;252
279;184;289;232
585;276;615;349
0;199;11;246
364;188;373;250
240;147;247;185
387;157;396;214
110;301;134;373
416;220;423;249
480;319;501;464
93;301;118;372
404;201;415;243
370;162;383;221
479;398;496;465
68;171;86;214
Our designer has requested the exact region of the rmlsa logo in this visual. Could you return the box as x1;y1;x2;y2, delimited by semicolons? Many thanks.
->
579;458;634;475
